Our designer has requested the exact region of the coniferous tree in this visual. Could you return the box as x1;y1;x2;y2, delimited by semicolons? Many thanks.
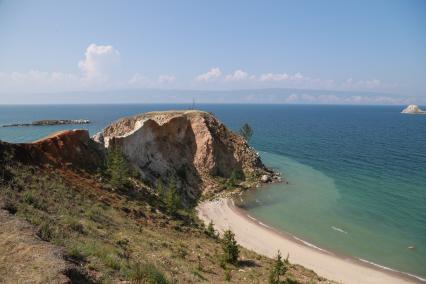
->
206;220;217;238
106;147;129;189
222;229;239;264
239;123;253;142
268;250;287;284
165;179;180;214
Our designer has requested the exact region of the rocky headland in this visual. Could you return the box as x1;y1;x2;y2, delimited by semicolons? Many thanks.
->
94;110;279;200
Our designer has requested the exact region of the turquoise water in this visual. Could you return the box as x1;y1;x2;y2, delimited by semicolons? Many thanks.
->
239;152;426;280
1;104;425;279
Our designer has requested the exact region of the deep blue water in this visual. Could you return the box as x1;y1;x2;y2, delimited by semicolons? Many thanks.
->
0;104;425;278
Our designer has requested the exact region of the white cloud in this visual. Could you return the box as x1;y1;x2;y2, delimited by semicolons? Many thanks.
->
195;67;222;82
279;93;411;105
225;69;249;81
342;78;382;90
0;48;402;102
78;44;120;81
259;72;304;82
158;74;176;84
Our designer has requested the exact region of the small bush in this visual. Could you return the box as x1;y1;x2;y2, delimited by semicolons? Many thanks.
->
104;254;123;270
64;217;86;234
37;222;55;241
22;191;36;205
22;191;46;211
128;262;169;284
224;268;232;281
67;245;87;262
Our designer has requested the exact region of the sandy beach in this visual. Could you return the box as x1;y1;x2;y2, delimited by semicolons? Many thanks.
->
197;198;424;284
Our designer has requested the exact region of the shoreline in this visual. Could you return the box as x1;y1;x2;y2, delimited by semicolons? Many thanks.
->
197;197;425;284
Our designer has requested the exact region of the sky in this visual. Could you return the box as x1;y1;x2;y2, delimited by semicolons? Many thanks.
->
0;0;425;104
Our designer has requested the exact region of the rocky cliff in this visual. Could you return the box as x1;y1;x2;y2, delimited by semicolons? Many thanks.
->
0;129;103;171
95;110;272;199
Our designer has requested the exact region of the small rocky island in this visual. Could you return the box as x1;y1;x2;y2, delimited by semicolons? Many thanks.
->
401;105;426;114
1;119;90;127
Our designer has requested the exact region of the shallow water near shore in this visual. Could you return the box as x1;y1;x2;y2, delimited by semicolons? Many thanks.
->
1;104;425;279
238;152;426;280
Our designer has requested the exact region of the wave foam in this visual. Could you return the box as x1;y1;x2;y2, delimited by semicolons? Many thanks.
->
331;226;348;234
292;236;330;254
358;258;426;282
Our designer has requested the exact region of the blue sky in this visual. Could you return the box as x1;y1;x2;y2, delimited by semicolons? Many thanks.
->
0;0;425;104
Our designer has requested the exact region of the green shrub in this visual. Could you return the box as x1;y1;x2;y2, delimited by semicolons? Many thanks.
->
225;169;244;189
222;230;239;265
104;253;123;270
22;190;46;211
206;220;217;238
37;221;55;241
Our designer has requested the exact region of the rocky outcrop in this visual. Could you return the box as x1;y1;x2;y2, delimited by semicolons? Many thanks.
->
1;119;90;127
0;130;103;171
96;110;271;199
401;105;426;114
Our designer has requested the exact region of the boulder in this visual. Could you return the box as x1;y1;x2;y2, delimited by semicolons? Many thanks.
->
261;174;272;183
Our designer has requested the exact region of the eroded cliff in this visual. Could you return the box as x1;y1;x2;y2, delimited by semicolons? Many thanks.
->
95;110;272;199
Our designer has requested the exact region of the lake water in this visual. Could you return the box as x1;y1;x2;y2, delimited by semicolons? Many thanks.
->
1;104;425;279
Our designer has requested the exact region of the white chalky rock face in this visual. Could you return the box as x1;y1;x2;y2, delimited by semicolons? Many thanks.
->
401;105;426;114
98;110;269;199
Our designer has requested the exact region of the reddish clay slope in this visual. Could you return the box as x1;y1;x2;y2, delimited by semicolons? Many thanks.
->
0;130;103;171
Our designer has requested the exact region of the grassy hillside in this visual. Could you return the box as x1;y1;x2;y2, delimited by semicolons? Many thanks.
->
0;154;331;283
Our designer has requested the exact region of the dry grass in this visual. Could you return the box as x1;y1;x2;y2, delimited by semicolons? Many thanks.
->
0;162;331;283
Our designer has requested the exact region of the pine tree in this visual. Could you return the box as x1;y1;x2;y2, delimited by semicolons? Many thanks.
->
268;250;287;284
206;220;217;238
165;179;180;214
222;229;239;264
239;123;253;142
106;147;129;189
